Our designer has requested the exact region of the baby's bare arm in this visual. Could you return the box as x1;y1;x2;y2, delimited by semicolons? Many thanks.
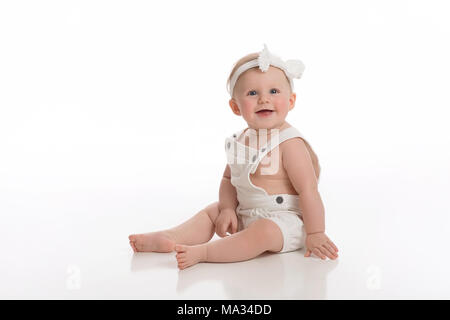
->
281;138;324;234
281;138;338;259
215;164;239;236
218;164;238;214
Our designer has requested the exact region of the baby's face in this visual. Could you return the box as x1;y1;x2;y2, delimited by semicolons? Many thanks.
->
229;66;296;130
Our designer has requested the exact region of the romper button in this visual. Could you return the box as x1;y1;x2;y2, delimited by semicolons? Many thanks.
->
233;134;237;138
276;196;283;204
252;155;257;162
227;142;231;149
261;148;266;152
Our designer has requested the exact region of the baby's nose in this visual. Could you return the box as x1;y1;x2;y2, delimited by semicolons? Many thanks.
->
258;94;270;103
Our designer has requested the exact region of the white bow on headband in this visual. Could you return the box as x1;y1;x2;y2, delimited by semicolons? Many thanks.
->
227;44;305;96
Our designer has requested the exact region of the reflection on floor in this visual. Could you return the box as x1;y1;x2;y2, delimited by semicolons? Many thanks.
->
130;250;339;300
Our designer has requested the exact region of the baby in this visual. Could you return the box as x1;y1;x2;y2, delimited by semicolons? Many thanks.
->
129;45;339;269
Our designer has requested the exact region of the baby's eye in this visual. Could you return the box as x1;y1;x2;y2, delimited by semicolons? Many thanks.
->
270;88;279;94
248;90;257;96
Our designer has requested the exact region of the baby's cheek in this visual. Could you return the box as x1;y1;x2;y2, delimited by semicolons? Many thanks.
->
241;103;255;115
274;99;288;111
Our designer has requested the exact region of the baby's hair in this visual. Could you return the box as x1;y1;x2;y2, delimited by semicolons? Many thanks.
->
227;51;321;181
226;52;259;97
227;52;294;99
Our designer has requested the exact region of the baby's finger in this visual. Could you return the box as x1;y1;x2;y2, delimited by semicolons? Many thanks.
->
323;243;338;256
304;249;311;257
231;218;237;234
222;222;231;235
313;248;326;260
322;244;338;259
328;240;338;252
317;247;332;260
216;225;226;238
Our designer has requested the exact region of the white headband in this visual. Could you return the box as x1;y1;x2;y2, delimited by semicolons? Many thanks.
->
227;44;305;97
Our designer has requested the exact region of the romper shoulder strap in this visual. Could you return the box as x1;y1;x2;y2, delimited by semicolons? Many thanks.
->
277;126;305;145
248;126;310;174
265;126;306;153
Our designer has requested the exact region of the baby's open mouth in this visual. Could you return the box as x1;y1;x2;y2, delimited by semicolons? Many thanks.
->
256;109;274;116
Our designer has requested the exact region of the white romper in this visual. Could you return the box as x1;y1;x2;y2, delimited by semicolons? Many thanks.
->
225;126;315;253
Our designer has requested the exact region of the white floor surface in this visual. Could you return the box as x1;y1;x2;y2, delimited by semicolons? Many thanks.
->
2;153;450;300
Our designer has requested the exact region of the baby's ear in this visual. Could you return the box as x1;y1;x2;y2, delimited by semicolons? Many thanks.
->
229;99;241;116
288;92;296;111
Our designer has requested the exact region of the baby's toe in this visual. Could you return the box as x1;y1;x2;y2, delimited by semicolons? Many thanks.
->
176;253;186;261
178;263;187;270
175;244;187;253
129;241;137;252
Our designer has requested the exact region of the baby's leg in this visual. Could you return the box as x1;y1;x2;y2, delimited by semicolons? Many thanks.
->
129;202;220;252
175;218;283;269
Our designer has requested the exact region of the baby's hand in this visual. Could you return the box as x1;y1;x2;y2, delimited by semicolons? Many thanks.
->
214;209;238;237
304;232;339;260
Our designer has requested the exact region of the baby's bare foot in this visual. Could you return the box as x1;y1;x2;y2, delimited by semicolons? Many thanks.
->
128;231;175;253
175;244;207;270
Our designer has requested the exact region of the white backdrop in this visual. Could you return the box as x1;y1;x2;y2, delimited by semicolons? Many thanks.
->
1;0;450;299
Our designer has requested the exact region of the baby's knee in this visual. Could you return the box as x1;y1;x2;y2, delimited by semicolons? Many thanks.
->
248;219;283;246
204;202;220;222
